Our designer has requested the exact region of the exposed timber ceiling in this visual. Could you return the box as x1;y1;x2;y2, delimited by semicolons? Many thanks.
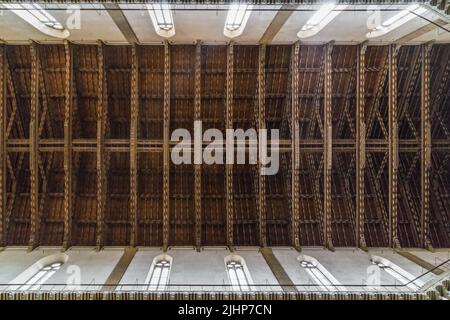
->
0;42;449;249
0;2;449;44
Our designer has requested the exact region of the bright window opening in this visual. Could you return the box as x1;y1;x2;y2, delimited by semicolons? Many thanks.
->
224;3;253;38
366;5;428;38
297;3;348;38
298;255;346;292
145;258;171;291
18;262;62;291
227;261;251;291
371;256;424;291
147;3;175;38
2;3;69;38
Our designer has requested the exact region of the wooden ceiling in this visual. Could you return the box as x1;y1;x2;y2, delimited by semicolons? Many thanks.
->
0;42;449;249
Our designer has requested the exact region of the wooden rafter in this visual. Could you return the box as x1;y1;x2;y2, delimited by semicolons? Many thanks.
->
96;42;107;249
258;44;267;247
29;43;40;250
323;42;333;250
388;44;400;248
291;41;300;249
194;41;202;249
356;43;367;249
226;42;234;249
63;41;73;249
163;41;170;250
130;44;139;247
421;43;432;249
0;44;5;246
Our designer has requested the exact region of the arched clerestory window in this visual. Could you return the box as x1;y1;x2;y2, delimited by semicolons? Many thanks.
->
224;255;255;292
144;255;172;291
19;262;63;291
8;253;68;291
298;255;346;292
370;255;425;291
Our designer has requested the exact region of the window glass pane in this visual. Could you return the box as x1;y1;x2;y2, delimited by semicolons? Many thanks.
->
18;262;62;291
147;259;170;291
226;261;251;292
375;262;421;291
300;260;341;292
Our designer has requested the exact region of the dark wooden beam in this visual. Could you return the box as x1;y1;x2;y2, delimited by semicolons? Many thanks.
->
258;44;267;247
194;41;202;250
6;138;449;153
226;42;234;249
388;44;400;249
29;43;40;250
96;42;107;249
291;41;300;249
130;44;138;247
356;43;367;249
0;44;5;246
163;41;170;251
323;42;333;250
63;41;73;250
421;43;432;250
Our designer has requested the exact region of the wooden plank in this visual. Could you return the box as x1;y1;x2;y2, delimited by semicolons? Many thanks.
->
323;42;333;250
163;41;170;250
63;41;73;249
291;41;300;249
226;42;234;249
29;43;40;250
130;44;139;247
356;43;367;249
421;43;432;250
388;44;400;249
96;42;106;249
194;41;202;249
258;44;267;247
